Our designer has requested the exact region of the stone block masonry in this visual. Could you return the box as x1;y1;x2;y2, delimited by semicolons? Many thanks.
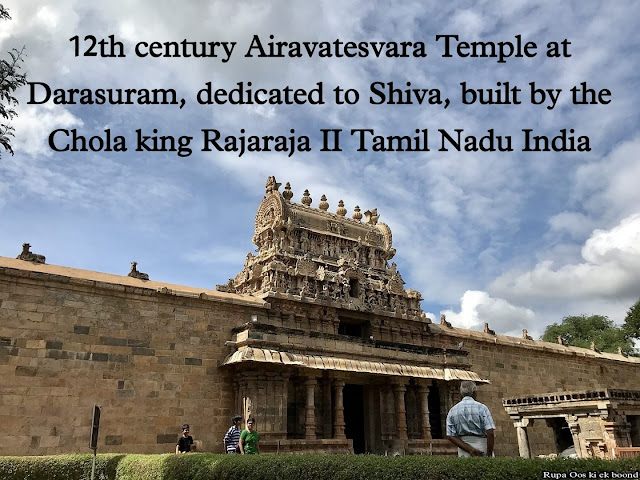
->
0;257;268;456
3;254;640;456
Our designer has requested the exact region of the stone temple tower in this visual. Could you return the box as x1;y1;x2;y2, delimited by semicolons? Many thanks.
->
218;175;426;321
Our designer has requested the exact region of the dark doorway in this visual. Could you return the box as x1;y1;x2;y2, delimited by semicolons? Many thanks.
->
343;384;365;453
550;418;574;453
629;416;640;447
428;383;443;439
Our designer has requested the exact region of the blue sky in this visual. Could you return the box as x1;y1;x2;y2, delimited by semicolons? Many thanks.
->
2;0;639;338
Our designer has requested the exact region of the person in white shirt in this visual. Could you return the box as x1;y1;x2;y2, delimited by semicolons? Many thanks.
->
446;381;496;457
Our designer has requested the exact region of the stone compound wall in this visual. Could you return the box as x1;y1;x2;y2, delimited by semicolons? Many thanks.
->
430;328;640;457
0;260;267;456
2;258;639;457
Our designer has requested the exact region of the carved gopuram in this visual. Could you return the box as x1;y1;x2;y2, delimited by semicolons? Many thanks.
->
1;175;640;457
218;176;486;454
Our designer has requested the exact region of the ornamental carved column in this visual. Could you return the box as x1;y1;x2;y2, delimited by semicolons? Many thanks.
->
514;418;531;458
241;372;259;422
274;373;289;438
418;384;432;440
393;382;408;441
304;378;317;439
333;379;346;439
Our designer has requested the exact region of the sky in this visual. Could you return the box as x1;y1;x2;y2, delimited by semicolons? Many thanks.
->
1;0;639;339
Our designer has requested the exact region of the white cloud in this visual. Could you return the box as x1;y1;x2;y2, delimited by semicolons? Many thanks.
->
35;6;59;29
548;211;593;239
490;213;640;303
441;290;537;336
574;137;640;222
582;214;640;270
447;9;489;37
12;104;83;157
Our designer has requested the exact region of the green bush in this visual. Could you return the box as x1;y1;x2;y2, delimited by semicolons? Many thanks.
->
0;453;124;480
0;454;639;480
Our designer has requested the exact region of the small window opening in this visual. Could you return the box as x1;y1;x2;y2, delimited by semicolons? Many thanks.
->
349;279;359;298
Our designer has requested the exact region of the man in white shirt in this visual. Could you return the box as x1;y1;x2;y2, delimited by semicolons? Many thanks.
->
446;381;496;457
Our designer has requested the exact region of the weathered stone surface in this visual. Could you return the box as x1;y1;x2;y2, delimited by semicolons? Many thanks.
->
105;435;122;445
157;434;177;444
15;366;37;377
45;340;63;350
131;347;155;356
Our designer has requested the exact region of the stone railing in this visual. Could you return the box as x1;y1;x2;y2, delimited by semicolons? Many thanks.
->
614;447;640;459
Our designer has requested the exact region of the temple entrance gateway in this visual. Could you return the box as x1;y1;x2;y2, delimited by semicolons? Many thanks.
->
344;384;366;453
221;177;488;454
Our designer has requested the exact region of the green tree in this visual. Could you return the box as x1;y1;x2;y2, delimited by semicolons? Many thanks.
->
542;314;634;355
0;4;27;158
622;298;640;340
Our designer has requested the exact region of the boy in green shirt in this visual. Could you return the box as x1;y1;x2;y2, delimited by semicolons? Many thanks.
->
239;417;260;454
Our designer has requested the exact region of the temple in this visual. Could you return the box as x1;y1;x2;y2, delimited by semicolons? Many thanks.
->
216;176;485;454
0;176;639;457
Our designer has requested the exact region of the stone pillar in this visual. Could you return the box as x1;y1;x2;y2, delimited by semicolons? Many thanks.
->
566;416;583;458
331;318;340;335
274;373;289;437
233;378;241;416
242;372;259;422
418;384;432;440
333;379;346;439
393;382;408;440
514;418;531;458
304;378;317;439
447;383;459;411
265;372;276;434
321;377;332;438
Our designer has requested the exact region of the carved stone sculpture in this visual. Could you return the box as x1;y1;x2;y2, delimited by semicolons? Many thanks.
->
16;243;46;264
128;261;149;281
220;176;429;322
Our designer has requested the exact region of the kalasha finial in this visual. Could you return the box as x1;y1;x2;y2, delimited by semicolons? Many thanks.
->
352;205;363;221
336;200;347;216
282;182;293;201
301;189;312;206
319;194;329;211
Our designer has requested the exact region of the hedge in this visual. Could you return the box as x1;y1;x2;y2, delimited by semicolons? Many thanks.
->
0;454;124;480
1;454;639;480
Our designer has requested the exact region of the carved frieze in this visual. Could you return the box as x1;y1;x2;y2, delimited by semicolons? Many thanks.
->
295;256;316;277
224;176;428;321
254;194;286;235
